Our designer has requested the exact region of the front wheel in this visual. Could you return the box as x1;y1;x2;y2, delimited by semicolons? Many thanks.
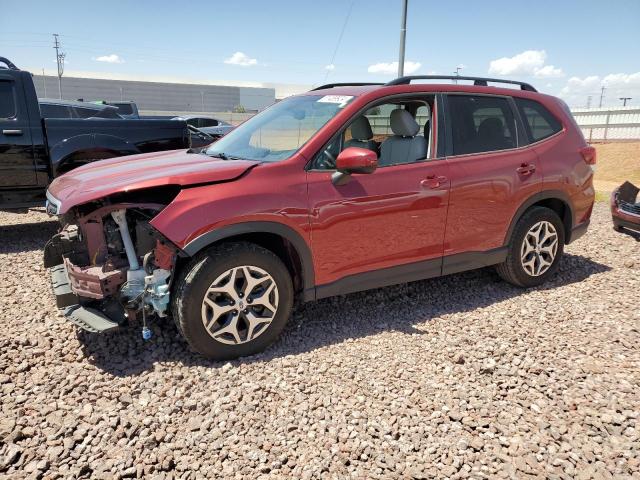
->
496;206;565;287
172;242;293;360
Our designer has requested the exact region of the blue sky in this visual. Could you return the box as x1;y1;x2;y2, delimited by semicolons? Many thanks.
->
1;0;639;106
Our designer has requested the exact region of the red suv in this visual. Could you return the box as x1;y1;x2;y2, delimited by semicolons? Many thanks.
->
45;76;595;359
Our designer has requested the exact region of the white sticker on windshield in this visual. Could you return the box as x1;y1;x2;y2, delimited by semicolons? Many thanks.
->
317;95;353;107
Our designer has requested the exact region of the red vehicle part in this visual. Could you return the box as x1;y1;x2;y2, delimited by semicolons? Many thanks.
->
611;182;640;234
64;258;125;300
44;77;596;355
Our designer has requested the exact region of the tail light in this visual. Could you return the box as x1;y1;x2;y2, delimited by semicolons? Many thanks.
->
580;145;596;165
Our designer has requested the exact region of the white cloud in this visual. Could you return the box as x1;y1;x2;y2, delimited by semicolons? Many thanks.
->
534;64;564;78
558;72;640;107
368;61;421;75
489;50;564;80
224;52;258;67
489;50;546;76
325;64;335;71
93;54;124;64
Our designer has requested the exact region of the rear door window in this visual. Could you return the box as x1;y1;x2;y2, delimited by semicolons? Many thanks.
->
515;98;562;142
447;95;517;155
40;104;73;118
0;81;16;118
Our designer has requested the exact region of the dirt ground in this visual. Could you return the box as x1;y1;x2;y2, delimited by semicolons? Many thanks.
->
593;142;640;194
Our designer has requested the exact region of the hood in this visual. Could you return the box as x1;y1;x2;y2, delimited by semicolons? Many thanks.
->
48;149;259;214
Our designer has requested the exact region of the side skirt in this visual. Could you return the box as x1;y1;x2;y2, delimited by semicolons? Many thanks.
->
312;246;508;301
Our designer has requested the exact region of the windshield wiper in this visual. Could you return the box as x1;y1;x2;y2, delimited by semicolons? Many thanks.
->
207;151;245;161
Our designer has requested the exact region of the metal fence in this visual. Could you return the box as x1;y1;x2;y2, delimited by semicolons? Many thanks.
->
571;107;640;142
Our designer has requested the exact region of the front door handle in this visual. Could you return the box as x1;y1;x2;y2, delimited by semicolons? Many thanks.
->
421;175;448;189
516;163;536;175
2;129;23;136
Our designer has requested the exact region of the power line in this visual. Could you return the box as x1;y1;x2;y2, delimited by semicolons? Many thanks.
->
322;0;356;83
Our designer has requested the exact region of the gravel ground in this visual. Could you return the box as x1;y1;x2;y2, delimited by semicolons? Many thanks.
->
0;202;639;479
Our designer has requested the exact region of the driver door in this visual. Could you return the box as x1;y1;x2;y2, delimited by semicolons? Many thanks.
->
305;98;450;292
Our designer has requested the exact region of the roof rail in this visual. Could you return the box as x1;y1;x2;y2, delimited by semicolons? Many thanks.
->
311;82;383;91
385;75;537;92
0;57;18;70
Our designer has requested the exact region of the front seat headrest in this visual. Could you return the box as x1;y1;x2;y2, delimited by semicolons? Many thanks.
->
390;109;419;137
350;116;373;141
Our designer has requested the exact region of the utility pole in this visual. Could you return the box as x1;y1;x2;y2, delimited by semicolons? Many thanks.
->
53;34;65;99
453;65;462;84
620;97;632;106
397;0;408;77
586;95;592;109
201;92;205;112
42;68;47;97
599;86;606;108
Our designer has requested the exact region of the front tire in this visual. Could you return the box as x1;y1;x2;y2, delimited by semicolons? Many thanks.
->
496;206;565;287
172;242;293;360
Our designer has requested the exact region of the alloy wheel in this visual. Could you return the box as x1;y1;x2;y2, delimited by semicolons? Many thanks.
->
201;265;279;345
520;220;558;277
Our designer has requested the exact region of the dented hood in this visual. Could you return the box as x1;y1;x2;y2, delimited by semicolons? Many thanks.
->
47;149;259;214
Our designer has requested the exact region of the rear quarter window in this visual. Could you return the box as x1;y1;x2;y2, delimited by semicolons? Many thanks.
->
0;81;17;118
515;98;562;142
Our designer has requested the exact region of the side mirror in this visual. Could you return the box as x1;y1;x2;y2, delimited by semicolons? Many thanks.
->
332;147;377;185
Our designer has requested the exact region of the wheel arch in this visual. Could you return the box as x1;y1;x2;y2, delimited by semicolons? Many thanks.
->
505;190;574;245
182;222;315;300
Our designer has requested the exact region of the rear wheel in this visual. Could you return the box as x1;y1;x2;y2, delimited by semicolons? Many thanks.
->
496;206;565;287
172;242;293;360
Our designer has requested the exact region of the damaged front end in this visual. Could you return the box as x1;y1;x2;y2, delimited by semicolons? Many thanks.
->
45;199;180;334
611;181;640;237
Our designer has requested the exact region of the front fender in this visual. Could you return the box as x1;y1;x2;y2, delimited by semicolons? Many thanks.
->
50;134;139;174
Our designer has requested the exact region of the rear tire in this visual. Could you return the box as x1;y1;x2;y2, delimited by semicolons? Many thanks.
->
172;242;293;360
496;206;565;287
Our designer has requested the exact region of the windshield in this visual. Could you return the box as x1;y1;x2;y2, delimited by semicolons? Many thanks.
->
205;94;354;162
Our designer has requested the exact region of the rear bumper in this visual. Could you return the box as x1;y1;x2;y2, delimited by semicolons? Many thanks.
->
49;263;120;333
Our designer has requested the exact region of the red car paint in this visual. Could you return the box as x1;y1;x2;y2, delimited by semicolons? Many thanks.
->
48;149;258;214
48;82;594;291
611;182;640;234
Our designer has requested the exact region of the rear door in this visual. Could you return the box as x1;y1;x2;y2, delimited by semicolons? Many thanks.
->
442;94;541;264
0;75;36;187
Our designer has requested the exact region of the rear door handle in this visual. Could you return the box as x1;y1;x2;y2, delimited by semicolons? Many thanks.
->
516;163;536;175
421;175;448;189
2;129;23;136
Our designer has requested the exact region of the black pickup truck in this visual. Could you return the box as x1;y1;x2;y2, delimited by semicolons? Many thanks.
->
0;57;196;208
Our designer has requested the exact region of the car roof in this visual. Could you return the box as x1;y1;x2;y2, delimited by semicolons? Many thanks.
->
304;80;547;100
38;98;116;110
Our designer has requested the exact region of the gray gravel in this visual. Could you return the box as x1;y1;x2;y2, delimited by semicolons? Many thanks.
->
1;203;639;479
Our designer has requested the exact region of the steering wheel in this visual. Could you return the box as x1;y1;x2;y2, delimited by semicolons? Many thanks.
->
318;148;337;169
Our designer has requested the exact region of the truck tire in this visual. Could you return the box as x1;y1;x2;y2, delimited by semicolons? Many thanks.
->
171;242;293;360
496;206;565;287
